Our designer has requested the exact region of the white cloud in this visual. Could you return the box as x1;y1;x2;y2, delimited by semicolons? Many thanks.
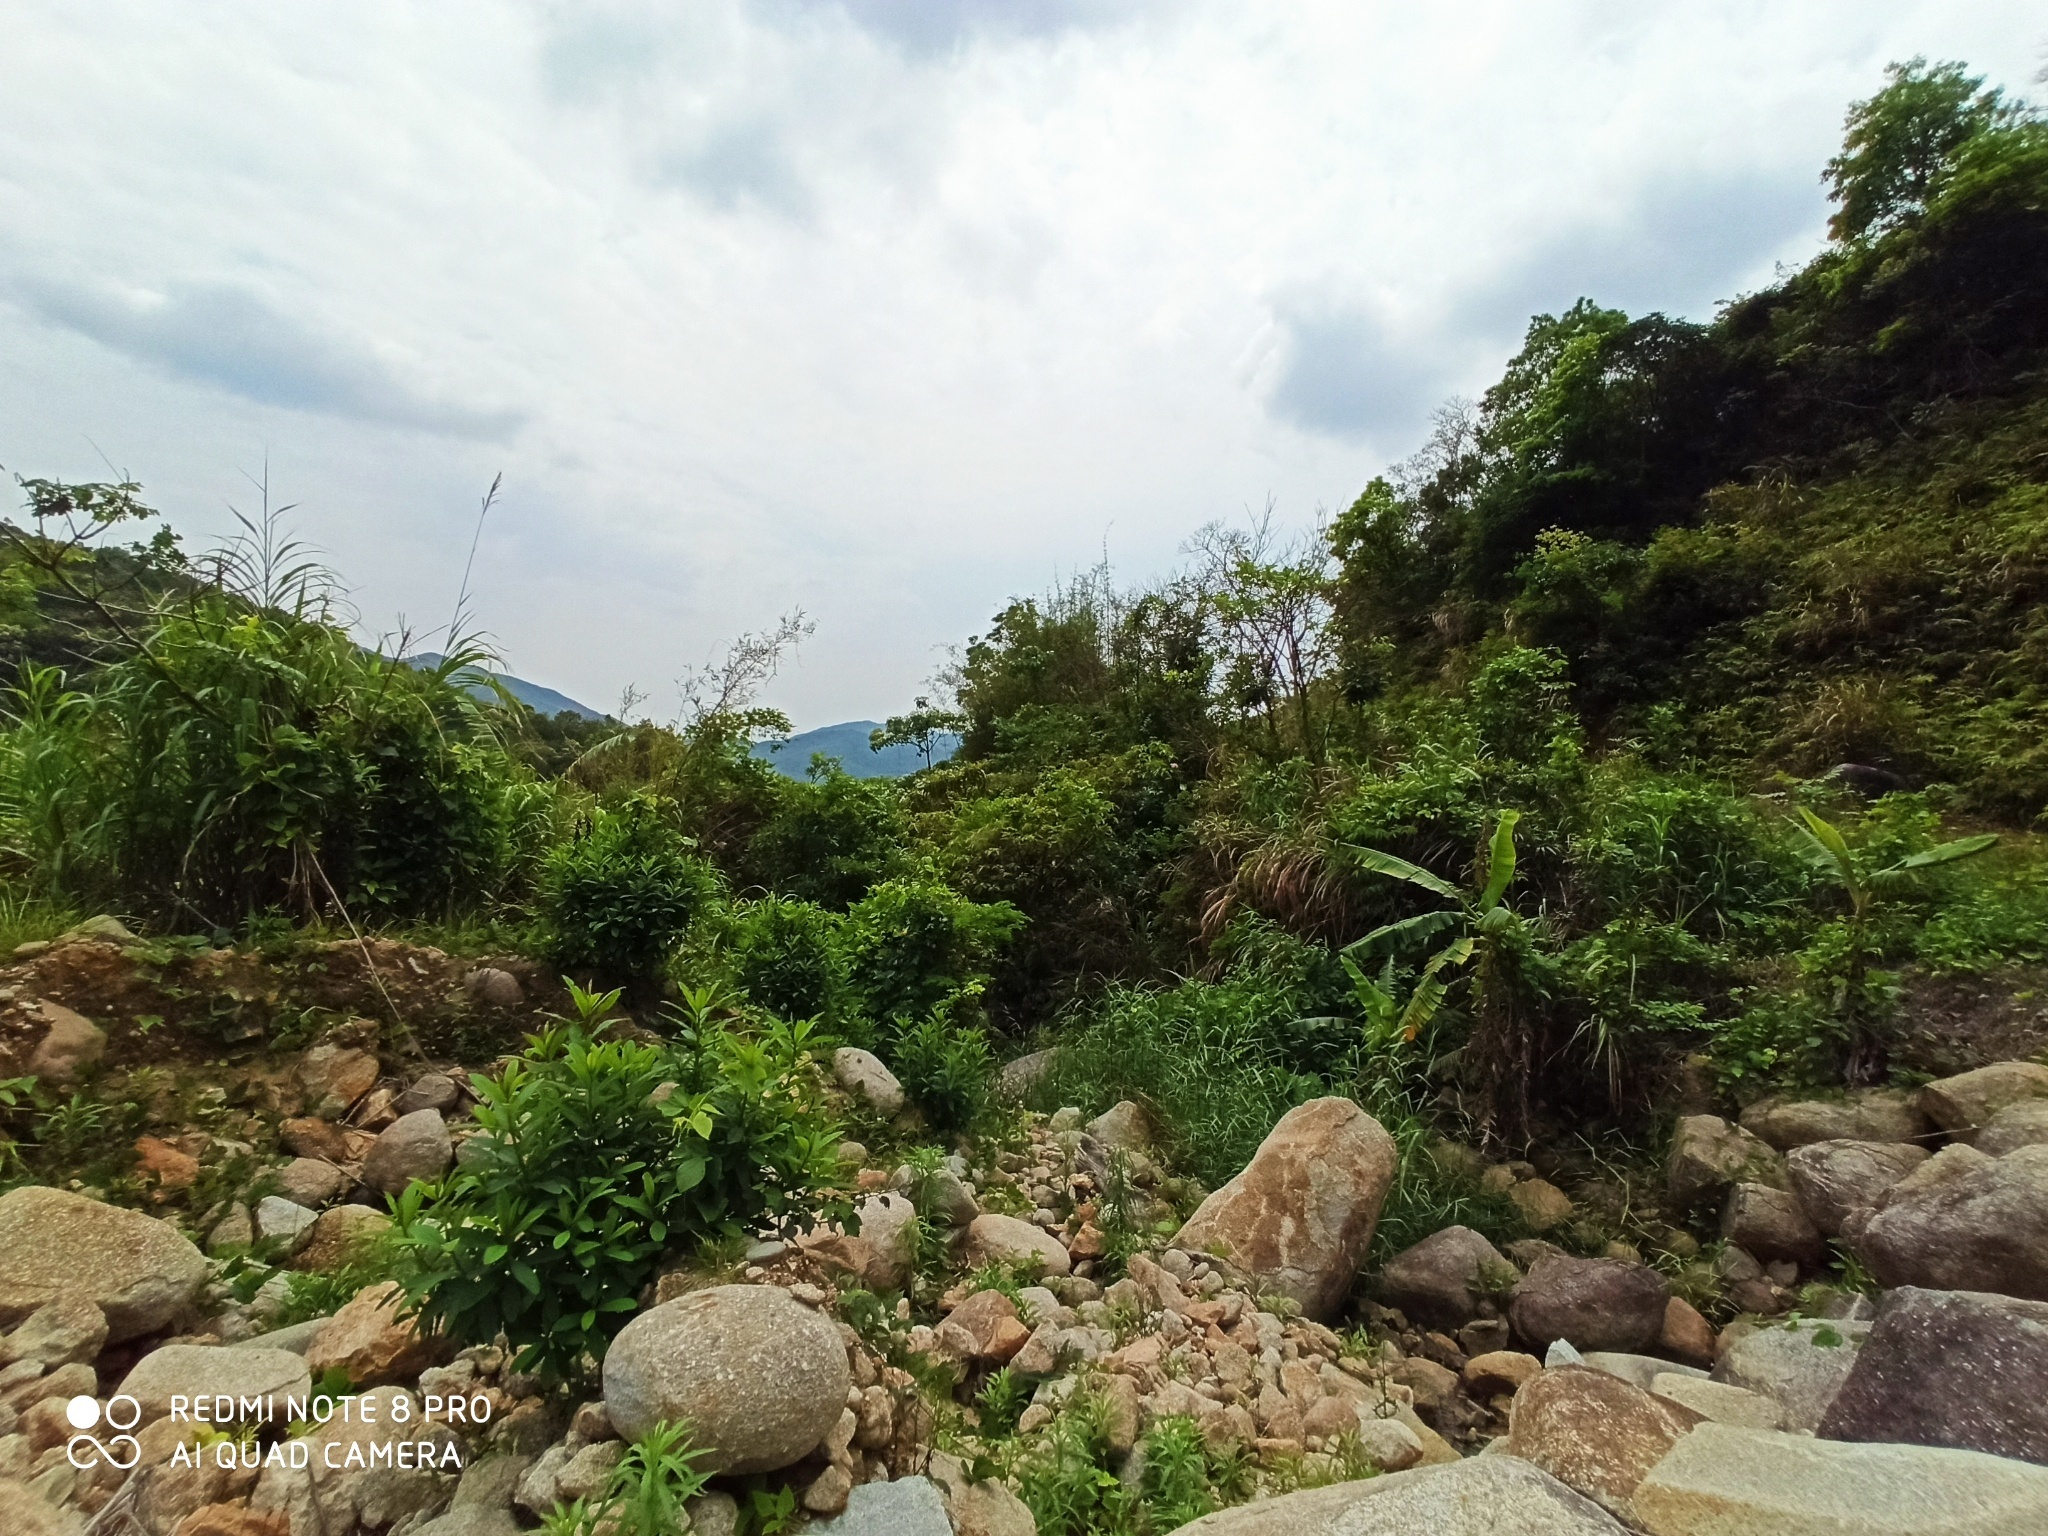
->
0;0;2039;723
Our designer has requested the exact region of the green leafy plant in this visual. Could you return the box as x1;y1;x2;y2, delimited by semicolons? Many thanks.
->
888;1010;994;1133
545;1420;711;1536
395;1017;843;1382
539;795;721;988
975;1366;1031;1438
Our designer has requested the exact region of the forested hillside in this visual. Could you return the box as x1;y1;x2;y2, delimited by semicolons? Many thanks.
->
2;59;2047;1536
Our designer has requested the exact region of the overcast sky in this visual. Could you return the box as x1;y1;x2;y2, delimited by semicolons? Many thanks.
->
2;2;2038;728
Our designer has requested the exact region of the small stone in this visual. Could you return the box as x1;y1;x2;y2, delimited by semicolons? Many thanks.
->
134;1136;201;1193
996;1050;1054;1101
466;968;524;1008
1658;1296;1717;1367
297;1043;381;1119
273;1159;349;1210
289;1205;392;1273
394;1074;461;1116
1508;1179;1575;1232
552;1440;625;1502
253;1197;320;1247
807;1476;952;1535
305;1281;440;1386
1666;1116;1785;1211
1462;1350;1542;1397
1721;1181;1824;1269
964;1213;1072;1277
832;1049;904;1117
26;1003;104;1089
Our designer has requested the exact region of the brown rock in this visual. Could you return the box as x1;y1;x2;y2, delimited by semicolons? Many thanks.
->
1658;1297;1717;1368
1920;1062;2048;1138
1509;1179;1575;1232
1390;1356;1458;1413
1172;1097;1397;1320
272;1158;349;1210
1740;1089;1930;1150
1785;1139;1929;1237
297;1043;381;1119
1509;1254;1669;1354
289;1204;393;1273
134;1136;200;1192
1462;1350;1542;1397
0;1476;86;1536
1666;1116;1785;1211
280;1118;353;1162
173;1507;290;1536
304;1281;440;1385
938;1289;1029;1363
1722;1181;1824;1268
1375;1225;1513;1331
26;1002;104;1088
1505;1365;1703;1524
963;1214;1071;1278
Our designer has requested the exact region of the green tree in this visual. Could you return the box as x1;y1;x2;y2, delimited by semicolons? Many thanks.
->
871;697;965;770
1825;58;2029;240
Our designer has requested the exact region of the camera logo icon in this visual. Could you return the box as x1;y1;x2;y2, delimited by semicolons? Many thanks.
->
65;1395;142;1470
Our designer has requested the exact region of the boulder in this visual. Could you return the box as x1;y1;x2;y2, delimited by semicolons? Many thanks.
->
273;1158;351;1209
1920;1062;2048;1138
395;1074;461;1116
964;1214;1072;1278
305;1281;441;1385
1375;1225;1512;1330
1505;1365;1702;1524
0;1479;82;1536
1580;1352;1705;1393
1855;1143;2048;1300
297;1043;381;1119
290;1206;393;1273
1666;1116;1784;1210
1710;1317;1869;1433
1632;1421;2048;1535
1084;1101;1153;1153
0;1186;208;1341
807;1476;952;1536
1740;1089;1930;1150
1785;1139;1929;1237
465;968;524;1008
927;1449;1038;1536
120;1344;311;1423
1720;1182;1824;1268
853;1193;918;1291
361;1109;453;1194
25;1002;104;1088
832;1049;904;1117
1817;1286;2048;1465
1978;1100;2048;1157
1658;1297;1717;1367
603;1285;850;1473
996;1049;1054;1101
1649;1374;1782;1429
1171;1097;1397;1320
1509;1254;1669;1353
251;1384;457;1536
1169;1455;1629;1534
0;1297;106;1369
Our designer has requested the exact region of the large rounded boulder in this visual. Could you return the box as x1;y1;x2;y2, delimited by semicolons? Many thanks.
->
1509;1254;1669;1353
1375;1225;1512;1330
1172;1097;1397;1321
1854;1144;2048;1301
0;1185;208;1341
603;1285;851;1474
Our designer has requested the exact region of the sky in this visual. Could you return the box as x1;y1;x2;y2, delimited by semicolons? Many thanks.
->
2;2;2040;728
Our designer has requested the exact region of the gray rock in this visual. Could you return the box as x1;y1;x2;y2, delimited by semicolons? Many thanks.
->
1509;1254;1669;1354
0;1186;208;1341
832;1048;905;1117
119;1343;312;1423
965;1213;1072;1278
207;1204;255;1253
552;1439;625;1501
1978;1101;2048;1157
1172;1455;1629;1533
926;1449;1038;1536
239;1316;334;1355
1376;1225;1513;1330
254;1196;321;1246
1711;1316;1869;1433
1633;1421;2048;1535
1817;1286;2048;1466
890;1165;978;1228
1666;1115;1785;1211
687;1490;742;1536
395;1073;462;1116
412;1508;522;1536
1785;1139;1929;1237
513;1445;571;1517
466;967;524;1008
1920;1062;2048;1138
806;1476;953;1536
0;1298;105;1369
1580;1352;1706;1393
361;1108;454;1195
854;1193;919;1291
1740;1089;1930;1150
1721;1182;1824;1268
1085;1100;1154;1152
997;1049;1055;1101
602;1285;851;1474
1855;1143;2048;1301
274;1157;351;1209
1649;1374;1783;1429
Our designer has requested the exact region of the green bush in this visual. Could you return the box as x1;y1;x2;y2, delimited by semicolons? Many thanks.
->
539;796;721;986
746;767;908;908
842;877;1024;1025
886;1011;994;1133
394;1014;843;1382
725;896;851;1023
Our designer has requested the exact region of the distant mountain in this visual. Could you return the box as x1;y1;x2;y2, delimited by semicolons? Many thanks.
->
753;720;960;780
405;654;604;720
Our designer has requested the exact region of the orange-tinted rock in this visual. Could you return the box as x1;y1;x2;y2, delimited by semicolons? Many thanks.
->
303;1281;440;1385
173;1506;290;1536
1659;1297;1718;1368
135;1136;201;1192
1172;1097;1398;1320
1506;1365;1703;1524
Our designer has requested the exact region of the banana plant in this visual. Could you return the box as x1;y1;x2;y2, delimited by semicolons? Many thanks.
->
1340;810;1523;1045
1789;806;1994;1080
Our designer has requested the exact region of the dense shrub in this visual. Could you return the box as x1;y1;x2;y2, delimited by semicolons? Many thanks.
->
745;767;908;908
539;796;721;986
395;1011;843;1381
842;877;1024;1025
724;896;851;1023
886;1011;994;1133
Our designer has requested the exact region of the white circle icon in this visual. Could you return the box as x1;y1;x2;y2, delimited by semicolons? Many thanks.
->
66;1396;100;1430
